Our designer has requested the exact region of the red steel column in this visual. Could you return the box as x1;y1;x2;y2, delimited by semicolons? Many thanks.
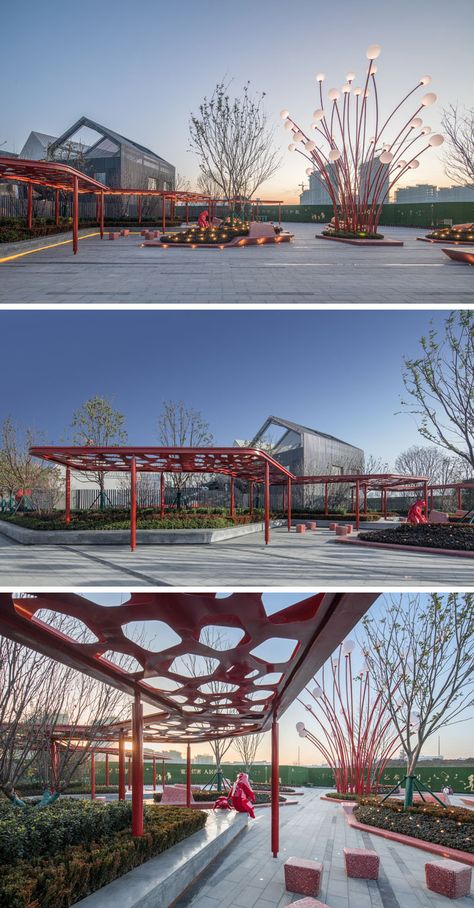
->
130;456;137;551
27;183;33;229
153;754;156;790
186;743;191;808
287;477;292;532
249;480;253;517
65;466;71;525
271;717;279;858
160;472;165;518
324;482;329;516
118;730;126;800
458;486;462;509
230;477;235;518
138;195;142;225
90;751;96;800
161;759;165;792
355;479;360;530
162;197;166;232
264;461;270;545
105;753;109;787
363;484;368;514
54;189;59;226
100;191;104;239
128;757;131;790
185;201;189;224
132;691;144;837
72;175;79;254
278;203;281;224
351;488;354;513
424;480;428;514
50;740;58;791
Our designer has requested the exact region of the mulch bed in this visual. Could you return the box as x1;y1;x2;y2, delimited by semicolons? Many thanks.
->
358;523;474;552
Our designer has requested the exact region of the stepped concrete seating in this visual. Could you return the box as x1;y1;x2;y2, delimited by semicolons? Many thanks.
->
292;900;330;908
425;860;472;898
344;847;380;879
284;857;323;896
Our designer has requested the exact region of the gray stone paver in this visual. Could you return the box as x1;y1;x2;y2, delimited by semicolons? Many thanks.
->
0;525;472;587
176;790;473;908
0;224;472;304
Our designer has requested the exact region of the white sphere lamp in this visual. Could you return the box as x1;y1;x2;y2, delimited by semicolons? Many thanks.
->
366;44;381;60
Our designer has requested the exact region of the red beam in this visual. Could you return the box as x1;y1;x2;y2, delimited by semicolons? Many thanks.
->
132;692;144;837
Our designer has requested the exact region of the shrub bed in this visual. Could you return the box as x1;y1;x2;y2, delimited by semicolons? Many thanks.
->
354;799;474;853
161;221;250;245
0;803;206;907
14;782;119;797
322;228;384;240
0;507;264;532
153;790;286;805
282;511;381;522
358;523;474;551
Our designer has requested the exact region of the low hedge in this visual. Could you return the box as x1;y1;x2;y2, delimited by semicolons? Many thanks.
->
0;804;206;908
153;790;286;805
0;508;264;532
358;523;474;552
355;799;474;853
14;783;119;797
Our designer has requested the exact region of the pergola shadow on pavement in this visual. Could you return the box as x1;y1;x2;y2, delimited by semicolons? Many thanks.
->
0;591;378;855
29;445;430;547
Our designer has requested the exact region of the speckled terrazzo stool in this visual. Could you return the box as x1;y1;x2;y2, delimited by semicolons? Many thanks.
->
425;860;472;898
343;847;380;879
292;899;331;908
284;857;323;895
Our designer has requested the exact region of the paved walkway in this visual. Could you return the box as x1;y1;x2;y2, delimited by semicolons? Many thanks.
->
0;224;472;304
0;526;471;586
177;789;473;908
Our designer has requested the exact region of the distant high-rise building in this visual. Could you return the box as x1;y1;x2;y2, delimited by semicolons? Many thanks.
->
437;184;474;202
299;166;338;205
358;158;390;204
395;184;438;203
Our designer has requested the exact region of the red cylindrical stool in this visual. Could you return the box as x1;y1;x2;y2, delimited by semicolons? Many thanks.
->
335;525;348;536
296;524;306;534
329;522;337;531
121;229;130;237
346;525;353;534
307;522;317;530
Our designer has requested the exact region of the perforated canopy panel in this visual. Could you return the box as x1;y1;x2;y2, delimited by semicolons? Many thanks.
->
0;592;378;744
0;157;108;193
29;446;294;482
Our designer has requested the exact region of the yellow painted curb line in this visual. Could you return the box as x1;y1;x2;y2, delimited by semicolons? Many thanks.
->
0;232;101;263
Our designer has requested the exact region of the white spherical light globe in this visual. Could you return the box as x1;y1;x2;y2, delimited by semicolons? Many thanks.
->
284;121;293;131
398;159;407;168
380;152;393;164
420;75;431;85
366;43;381;60
280;109;289;119
353;87;362;96
306;167;314;175
293;131;303;142
409;117;423;129
329;148;341;161
296;721;305;733
313;108;325;121
420;126;432;135
342;639;356;656
409;159;420;169
369;64;378;75
428;133;444;146
346;71;355;82
312;684;323;698
305;140;316;151
342;83;351;93
328;88;340;101
316;72;325;82
421;92;437;107
288;143;296;152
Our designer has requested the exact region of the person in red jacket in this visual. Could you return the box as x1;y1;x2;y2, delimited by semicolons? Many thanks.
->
198;209;209;228
407;499;428;524
230;772;256;818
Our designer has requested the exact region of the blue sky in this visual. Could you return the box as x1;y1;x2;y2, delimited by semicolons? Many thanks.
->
0;308;451;466
86;593;473;763
2;0;472;199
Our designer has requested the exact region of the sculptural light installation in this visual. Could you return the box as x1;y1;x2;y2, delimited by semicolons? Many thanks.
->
281;45;444;237
296;640;402;794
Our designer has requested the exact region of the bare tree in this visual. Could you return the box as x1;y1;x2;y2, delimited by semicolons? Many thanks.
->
234;733;264;775
158;400;213;508
175;172;192;192
361;593;474;805
0;417;61;511
400;310;474;472
197;172;222;199
441;105;474;186
189;81;281;203
70;396;128;508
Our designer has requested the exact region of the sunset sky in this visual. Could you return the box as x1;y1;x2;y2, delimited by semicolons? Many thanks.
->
2;0;473;202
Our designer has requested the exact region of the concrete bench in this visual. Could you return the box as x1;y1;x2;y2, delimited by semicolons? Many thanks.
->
296;524;306;534
284;857;323;896
292;900;330;908
344;847;379;879
425;860;472;898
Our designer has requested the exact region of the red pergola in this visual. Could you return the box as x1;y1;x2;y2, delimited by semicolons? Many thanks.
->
30;445;295;547
288;473;430;528
0;156;284;253
0;591;379;854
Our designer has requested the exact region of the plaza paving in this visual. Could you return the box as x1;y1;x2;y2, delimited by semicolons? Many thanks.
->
0;224;472;305
0;525;471;586
177;789;474;908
